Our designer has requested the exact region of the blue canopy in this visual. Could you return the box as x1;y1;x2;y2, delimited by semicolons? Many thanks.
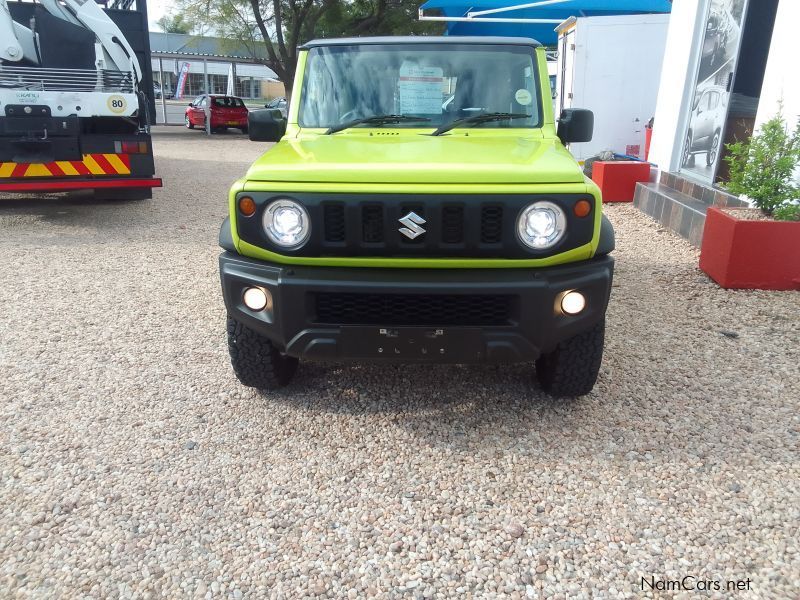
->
419;0;673;45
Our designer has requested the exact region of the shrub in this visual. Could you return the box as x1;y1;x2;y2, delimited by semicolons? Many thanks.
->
724;112;800;221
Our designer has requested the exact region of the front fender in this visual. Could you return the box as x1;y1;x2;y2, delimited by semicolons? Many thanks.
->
596;214;615;256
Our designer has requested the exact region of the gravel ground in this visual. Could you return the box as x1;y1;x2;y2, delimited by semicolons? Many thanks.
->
1;127;798;599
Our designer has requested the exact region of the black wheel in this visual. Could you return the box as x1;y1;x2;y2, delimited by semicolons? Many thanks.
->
536;320;605;397
185;114;194;129
682;131;693;167
227;317;298;389
706;131;720;166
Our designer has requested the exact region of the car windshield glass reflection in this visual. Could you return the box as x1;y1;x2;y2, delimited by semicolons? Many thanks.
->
299;44;541;130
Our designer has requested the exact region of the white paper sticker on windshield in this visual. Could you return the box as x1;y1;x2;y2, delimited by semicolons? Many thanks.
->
515;89;532;106
399;64;444;114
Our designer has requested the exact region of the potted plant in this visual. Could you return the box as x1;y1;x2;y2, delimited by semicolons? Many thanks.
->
699;112;800;290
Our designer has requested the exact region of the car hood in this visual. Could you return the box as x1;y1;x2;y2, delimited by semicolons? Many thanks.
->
244;133;585;185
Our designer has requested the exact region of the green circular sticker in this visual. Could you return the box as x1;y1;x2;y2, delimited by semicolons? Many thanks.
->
515;89;532;106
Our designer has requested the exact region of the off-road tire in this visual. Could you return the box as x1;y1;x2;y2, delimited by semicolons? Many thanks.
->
536;320;605;397
227;317;298;389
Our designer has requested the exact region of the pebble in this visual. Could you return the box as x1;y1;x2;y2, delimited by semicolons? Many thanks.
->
505;522;525;539
0;137;797;599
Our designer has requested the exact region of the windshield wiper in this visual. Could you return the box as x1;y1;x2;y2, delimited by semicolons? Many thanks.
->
430;112;531;136
325;115;431;135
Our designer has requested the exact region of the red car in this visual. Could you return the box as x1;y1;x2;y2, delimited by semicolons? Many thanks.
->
185;95;249;133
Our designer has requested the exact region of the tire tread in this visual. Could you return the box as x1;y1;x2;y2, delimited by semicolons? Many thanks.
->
226;317;298;389
536;320;605;397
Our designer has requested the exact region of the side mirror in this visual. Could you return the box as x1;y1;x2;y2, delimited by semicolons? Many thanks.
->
248;108;287;142
188;103;192;107
557;108;593;144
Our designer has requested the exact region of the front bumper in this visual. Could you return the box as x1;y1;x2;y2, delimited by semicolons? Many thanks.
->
219;253;614;364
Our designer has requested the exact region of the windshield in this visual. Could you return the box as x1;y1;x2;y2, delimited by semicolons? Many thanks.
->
299;43;542;130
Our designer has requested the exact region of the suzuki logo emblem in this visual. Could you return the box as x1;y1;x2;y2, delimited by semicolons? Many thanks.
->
399;211;426;239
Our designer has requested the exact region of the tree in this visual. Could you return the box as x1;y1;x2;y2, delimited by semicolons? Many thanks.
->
316;0;442;38
180;0;442;98
181;0;334;97
724;112;800;221
155;13;194;34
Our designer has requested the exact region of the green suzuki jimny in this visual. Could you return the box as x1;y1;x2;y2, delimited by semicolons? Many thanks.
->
218;37;614;397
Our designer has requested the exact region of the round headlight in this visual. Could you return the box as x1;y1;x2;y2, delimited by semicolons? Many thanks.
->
263;199;311;249
517;201;567;250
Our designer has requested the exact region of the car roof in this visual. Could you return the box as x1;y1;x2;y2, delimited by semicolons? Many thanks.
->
300;36;542;49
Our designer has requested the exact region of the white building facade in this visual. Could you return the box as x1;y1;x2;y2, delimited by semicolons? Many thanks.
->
648;0;793;182
633;0;794;246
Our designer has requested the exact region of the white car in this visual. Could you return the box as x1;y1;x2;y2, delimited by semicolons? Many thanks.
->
265;97;288;117
683;85;727;167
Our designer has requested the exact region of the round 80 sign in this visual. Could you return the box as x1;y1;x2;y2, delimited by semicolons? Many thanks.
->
107;95;128;114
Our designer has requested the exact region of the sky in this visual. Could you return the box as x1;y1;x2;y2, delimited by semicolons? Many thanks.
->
144;0;174;30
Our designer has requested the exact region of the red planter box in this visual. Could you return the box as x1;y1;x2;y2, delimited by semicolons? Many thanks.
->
591;161;651;203
699;207;800;290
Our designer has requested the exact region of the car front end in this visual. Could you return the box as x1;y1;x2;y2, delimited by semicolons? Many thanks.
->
219;37;615;397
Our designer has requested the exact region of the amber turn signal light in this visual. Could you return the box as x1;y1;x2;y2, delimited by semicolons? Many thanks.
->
574;199;592;218
239;196;256;217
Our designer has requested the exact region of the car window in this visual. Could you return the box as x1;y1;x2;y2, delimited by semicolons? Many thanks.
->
200;97;209;108
213;97;245;108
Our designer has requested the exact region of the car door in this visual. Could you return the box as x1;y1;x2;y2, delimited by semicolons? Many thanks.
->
707;91;721;134
197;95;208;126
189;96;203;125
695;91;713;144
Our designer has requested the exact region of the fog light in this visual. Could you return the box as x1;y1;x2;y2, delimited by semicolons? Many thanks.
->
561;291;586;315
243;286;270;311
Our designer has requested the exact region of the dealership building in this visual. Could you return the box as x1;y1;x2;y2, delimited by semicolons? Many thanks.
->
148;32;284;100
636;0;795;245
420;0;797;245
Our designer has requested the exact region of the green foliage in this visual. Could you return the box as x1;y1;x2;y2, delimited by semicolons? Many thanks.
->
179;0;444;97
315;0;443;38
724;112;800;221
772;202;800;222
155;13;194;34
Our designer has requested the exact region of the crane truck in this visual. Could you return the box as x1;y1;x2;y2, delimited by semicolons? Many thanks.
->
0;0;161;199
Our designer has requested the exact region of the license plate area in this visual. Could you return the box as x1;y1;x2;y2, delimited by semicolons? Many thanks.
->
340;326;483;361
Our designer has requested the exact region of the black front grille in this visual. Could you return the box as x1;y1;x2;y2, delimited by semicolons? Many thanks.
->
235;193;596;259
481;205;504;243
323;204;346;242
314;293;513;326
442;205;464;244
362;205;384;243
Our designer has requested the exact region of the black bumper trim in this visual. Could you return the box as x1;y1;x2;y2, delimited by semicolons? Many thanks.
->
219;253;614;364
